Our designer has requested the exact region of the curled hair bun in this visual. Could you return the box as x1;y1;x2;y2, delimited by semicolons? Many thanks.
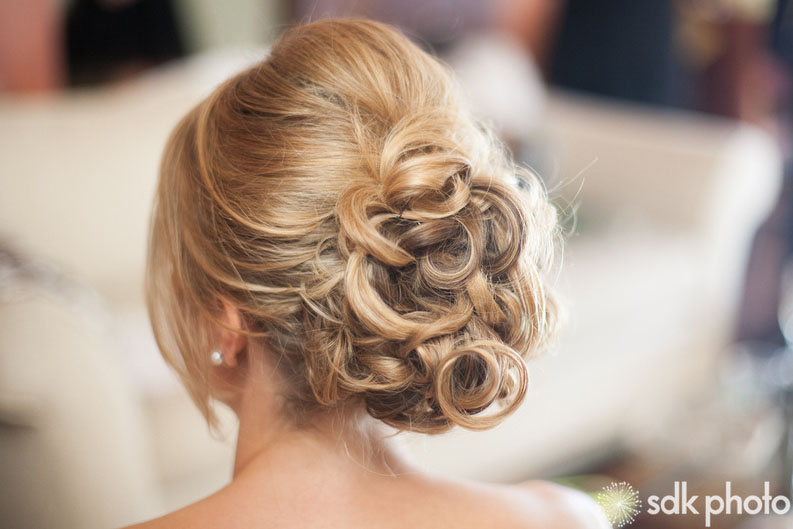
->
147;18;559;434
333;107;557;432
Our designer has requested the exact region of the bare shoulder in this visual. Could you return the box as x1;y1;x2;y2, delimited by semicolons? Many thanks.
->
118;490;223;529
511;480;611;529
118;473;609;529
423;476;609;529
120;508;196;529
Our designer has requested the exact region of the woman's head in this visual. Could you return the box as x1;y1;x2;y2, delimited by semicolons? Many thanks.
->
146;18;559;434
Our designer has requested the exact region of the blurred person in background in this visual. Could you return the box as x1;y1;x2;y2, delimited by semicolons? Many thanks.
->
0;0;185;91
65;0;185;86
730;0;793;349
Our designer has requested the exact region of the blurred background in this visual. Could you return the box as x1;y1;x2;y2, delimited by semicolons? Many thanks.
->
1;1;791;527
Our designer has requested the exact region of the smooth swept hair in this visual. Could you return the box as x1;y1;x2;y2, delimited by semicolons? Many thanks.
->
146;18;559;434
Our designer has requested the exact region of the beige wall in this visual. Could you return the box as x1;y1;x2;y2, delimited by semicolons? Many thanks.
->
172;0;287;52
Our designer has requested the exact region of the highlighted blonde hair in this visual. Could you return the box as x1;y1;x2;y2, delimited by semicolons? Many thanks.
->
146;18;559;434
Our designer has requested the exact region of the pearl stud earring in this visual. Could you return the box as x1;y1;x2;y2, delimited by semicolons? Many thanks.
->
210;350;224;366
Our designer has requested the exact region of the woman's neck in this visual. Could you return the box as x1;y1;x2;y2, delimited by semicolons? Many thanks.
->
230;362;415;482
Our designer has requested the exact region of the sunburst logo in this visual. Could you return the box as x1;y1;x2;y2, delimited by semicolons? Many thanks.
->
597;481;642;527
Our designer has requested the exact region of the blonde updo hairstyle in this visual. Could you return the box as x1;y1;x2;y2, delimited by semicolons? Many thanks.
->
146;18;559;434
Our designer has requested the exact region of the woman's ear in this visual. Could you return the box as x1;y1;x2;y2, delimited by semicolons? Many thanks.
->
218;299;247;367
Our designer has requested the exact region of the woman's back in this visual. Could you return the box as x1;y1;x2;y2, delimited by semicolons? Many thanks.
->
127;427;606;529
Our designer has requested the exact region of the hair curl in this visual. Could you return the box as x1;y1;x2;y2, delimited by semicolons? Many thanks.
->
146;18;560;434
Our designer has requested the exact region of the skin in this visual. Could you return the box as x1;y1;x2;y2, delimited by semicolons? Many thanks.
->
124;303;610;529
